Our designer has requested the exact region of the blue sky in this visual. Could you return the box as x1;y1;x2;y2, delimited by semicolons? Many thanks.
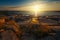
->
0;0;60;6
0;0;32;6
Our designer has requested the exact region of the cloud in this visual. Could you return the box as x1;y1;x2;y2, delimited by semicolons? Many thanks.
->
0;1;60;11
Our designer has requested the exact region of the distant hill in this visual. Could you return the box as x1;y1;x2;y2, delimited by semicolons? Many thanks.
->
0;10;60;16
0;10;30;16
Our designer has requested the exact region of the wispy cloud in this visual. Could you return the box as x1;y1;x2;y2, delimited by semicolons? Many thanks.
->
0;1;60;11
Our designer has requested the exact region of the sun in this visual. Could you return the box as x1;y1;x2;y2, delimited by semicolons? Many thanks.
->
33;5;39;11
32;5;40;17
28;4;45;17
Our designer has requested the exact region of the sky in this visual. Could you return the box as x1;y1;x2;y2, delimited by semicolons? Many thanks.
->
0;0;60;6
0;0;60;11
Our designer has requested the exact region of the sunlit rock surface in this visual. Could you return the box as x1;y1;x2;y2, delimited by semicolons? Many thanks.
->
0;11;60;40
